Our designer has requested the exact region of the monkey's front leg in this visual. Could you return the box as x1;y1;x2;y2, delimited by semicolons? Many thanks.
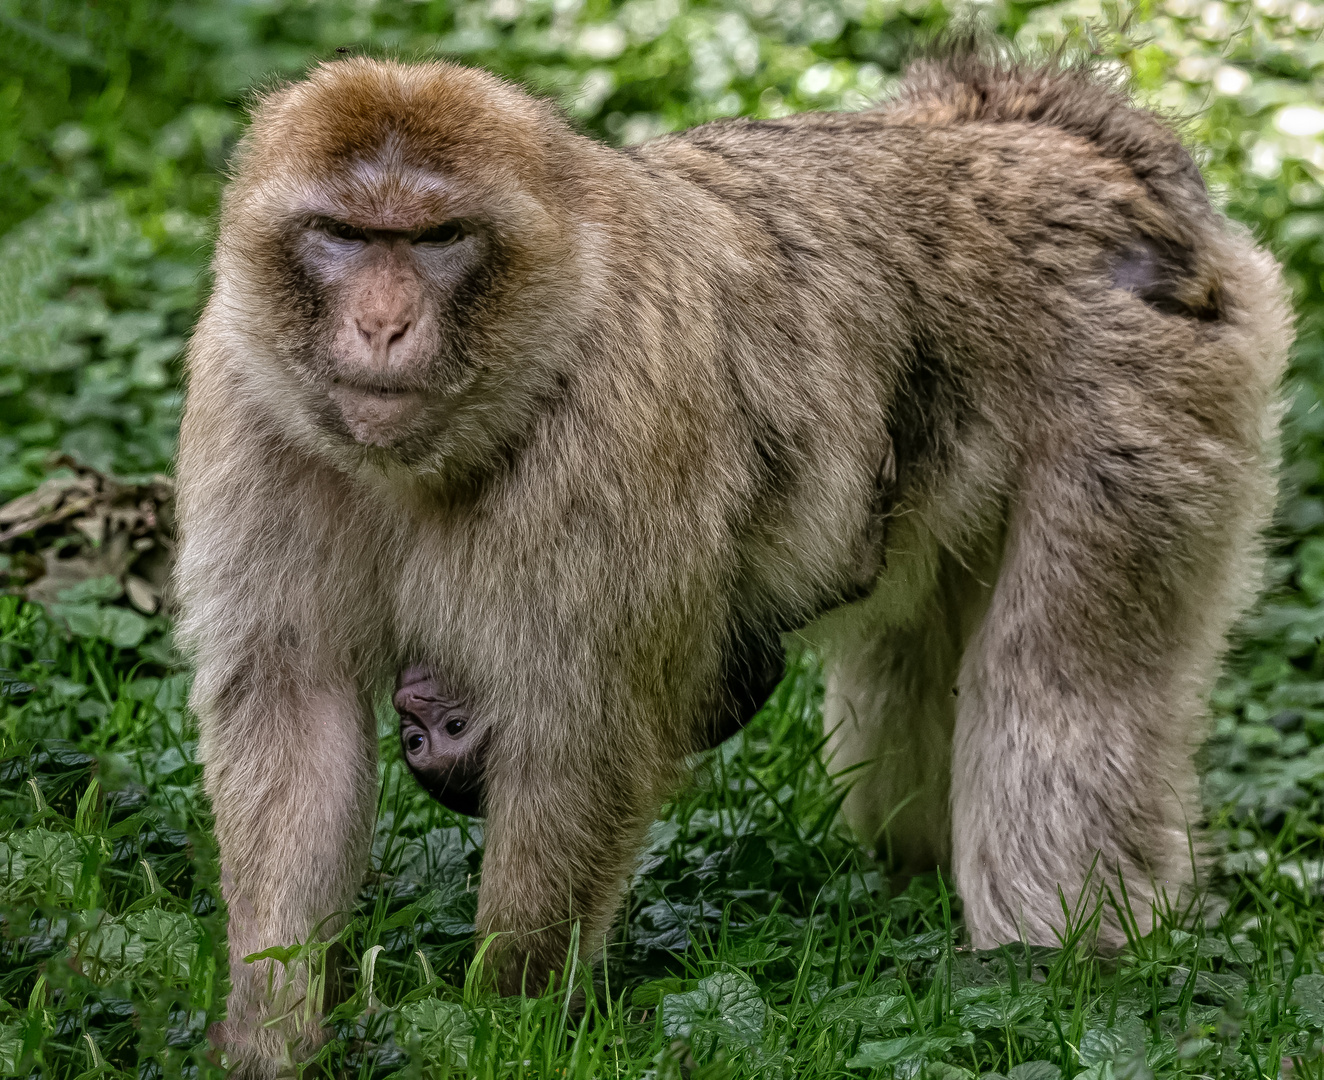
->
476;726;668;995
200;682;378;1077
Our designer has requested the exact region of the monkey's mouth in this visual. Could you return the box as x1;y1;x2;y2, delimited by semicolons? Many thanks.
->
327;382;426;447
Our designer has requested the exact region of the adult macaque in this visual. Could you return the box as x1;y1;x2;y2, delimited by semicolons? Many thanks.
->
175;50;1291;1075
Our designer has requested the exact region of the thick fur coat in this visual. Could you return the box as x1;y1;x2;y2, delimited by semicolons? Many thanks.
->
175;52;1292;1074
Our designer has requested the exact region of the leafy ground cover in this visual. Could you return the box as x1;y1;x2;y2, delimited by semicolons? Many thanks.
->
4;0;1324;1076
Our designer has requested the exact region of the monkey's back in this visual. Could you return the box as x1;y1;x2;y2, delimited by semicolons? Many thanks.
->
625;57;1286;503
633;57;1225;345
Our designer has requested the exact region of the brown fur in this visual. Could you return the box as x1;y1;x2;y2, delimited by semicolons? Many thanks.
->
175;52;1292;1075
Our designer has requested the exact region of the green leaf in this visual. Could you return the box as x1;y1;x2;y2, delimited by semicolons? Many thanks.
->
50;602;151;648
960;992;1047;1029
925;1064;976;1080
1168;967;1248;1004
1078;1018;1147;1066
871;993;910;1028
847;1035;928;1068
53;575;122;603
888;929;950;962
3;828;83;901
127;908;199;976
244;944;300;966
78;908;198;981
632;978;687;1008
396;998;474;1066
660;970;767;1052
152;744;197;777
1292;974;1324;1027
1008;1063;1061;1080
0;1022;24;1076
848;1030;973;1070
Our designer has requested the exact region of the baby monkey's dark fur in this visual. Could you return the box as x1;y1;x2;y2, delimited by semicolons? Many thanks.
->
175;48;1292;1077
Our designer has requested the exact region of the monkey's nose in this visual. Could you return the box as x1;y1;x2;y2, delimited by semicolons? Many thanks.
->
355;316;413;366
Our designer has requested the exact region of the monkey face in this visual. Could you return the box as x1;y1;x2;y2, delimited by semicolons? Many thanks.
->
291;218;479;448
394;665;487;816
221;60;581;474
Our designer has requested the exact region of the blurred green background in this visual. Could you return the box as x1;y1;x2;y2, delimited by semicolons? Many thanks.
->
1;0;1323;509
2;0;1323;504
5;1;1324;1078
0;0;1313;502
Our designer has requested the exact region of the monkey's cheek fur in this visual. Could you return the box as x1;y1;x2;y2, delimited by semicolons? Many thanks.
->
327;385;426;447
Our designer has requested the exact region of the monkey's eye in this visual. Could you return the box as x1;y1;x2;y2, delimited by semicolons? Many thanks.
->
405;731;426;754
320;220;367;242
445;717;467;737
414;221;463;246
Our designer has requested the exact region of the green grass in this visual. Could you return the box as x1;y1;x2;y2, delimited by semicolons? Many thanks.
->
5;583;1324;1079
3;0;1324;1075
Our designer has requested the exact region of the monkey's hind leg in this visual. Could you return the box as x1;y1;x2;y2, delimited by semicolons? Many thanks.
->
812;529;993;877
951;400;1273;950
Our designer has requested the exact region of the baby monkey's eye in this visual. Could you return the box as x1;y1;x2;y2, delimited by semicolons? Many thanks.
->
445;716;467;737
320;220;367;242
415;221;463;246
405;731;425;753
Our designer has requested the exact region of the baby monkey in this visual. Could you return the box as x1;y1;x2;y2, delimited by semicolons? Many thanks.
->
395;666;751;816
394;666;487;816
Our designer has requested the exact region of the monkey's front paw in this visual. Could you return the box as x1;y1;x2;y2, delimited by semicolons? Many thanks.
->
207;1015;326;1079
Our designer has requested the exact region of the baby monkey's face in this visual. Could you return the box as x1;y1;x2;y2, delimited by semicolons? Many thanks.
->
395;665;487;816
